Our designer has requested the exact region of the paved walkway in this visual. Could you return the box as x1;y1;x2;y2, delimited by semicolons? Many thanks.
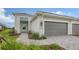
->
17;33;79;50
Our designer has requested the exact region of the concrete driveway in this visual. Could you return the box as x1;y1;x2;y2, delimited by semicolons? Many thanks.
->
46;36;79;50
17;33;79;50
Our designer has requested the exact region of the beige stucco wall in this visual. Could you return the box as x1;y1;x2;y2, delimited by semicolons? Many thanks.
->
31;15;45;35
31;16;40;33
15;16;20;33
71;20;79;24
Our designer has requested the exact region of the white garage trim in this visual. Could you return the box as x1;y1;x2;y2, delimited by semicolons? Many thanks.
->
68;22;72;35
44;18;69;23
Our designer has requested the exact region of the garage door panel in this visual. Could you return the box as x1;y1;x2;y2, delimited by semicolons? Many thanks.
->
72;24;79;34
45;21;67;36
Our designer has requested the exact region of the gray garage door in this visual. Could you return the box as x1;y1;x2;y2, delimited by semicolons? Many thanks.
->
72;24;79;34
45;21;68;36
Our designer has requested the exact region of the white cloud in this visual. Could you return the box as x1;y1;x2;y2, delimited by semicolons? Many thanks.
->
55;11;64;15
0;8;14;27
51;11;65;15
0;8;5;14
52;11;73;17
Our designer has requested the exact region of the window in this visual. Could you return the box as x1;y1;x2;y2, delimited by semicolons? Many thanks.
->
20;17;28;21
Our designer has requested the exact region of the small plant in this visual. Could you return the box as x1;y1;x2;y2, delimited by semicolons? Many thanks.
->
39;35;47;39
28;32;40;39
28;32;47;40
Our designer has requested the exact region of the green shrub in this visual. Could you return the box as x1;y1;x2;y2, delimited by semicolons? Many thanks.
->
39;35;47;39
49;44;61;50
28;32;47;40
40;44;62;50
30;32;40;39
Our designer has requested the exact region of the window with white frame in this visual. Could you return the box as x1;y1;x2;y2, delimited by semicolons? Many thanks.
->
20;17;28;21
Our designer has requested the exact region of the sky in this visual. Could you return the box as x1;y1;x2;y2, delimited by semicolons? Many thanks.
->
1;8;79;28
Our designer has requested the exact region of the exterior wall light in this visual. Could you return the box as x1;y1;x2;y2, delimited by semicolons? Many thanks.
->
40;21;43;27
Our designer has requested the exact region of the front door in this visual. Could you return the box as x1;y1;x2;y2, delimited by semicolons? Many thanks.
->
20;21;28;33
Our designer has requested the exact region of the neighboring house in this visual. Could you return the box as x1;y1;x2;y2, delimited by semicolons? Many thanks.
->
13;11;79;36
0;23;4;31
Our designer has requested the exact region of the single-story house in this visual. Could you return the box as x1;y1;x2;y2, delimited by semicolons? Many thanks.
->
13;11;79;36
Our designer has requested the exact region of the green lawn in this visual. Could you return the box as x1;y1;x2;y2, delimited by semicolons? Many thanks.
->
0;29;17;40
0;29;65;50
